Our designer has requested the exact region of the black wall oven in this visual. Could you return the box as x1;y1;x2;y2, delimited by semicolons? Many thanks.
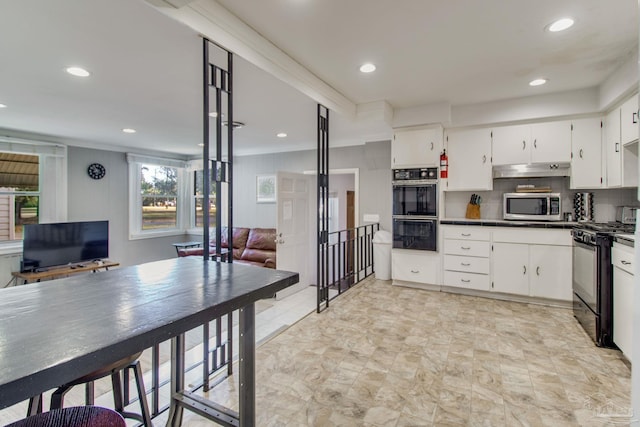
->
392;168;438;251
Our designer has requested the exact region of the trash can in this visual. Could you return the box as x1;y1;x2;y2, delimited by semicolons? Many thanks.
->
372;230;392;280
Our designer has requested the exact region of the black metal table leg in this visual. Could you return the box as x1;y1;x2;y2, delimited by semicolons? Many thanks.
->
239;302;255;426
167;333;185;427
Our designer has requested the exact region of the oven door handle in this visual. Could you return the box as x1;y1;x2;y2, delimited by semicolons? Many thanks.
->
573;240;596;251
393;217;437;222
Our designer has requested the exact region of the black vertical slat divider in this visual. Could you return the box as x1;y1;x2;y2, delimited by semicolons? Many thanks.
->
202;39;234;391
317;105;330;312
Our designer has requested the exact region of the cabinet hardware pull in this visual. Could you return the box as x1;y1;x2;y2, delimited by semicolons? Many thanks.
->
621;260;632;265
522;140;526;150
615;142;620;153
579;149;583;159
536;266;540;276
430;142;434;150
523;266;527;274
461;246;471;250
461;262;471;266
461;279;471;283
461;233;471;237
482;155;487;164
634;112;638;124
411;269;419;273
534;139;537;149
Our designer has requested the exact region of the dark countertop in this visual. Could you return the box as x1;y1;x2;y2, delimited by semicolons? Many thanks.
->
440;218;578;229
0;257;299;410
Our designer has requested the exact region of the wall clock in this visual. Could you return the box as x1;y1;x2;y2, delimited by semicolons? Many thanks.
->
87;163;106;180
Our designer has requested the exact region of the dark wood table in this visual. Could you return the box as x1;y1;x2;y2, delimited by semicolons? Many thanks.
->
0;257;299;426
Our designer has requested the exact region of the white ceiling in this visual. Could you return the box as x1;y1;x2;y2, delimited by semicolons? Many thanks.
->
0;0;637;157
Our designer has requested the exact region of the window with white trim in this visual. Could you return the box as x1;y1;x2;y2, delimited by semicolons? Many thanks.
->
0;138;67;243
127;154;188;239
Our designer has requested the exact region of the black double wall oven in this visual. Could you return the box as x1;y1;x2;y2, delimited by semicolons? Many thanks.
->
392;168;438;251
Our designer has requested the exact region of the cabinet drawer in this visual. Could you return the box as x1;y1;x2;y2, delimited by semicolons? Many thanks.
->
443;271;490;291
444;239;490;257
443;228;490;241
443;254;490;274
612;246;634;275
392;251;438;284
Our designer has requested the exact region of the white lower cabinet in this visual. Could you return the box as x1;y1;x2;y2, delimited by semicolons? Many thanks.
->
613;243;634;359
442;226;491;291
492;243;529;295
392;249;439;285
490;228;573;301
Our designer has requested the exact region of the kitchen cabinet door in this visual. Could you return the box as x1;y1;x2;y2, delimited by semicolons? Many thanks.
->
445;128;492;191
530;121;572;164
529;245;572;301
620;94;639;145
613;266;633;359
570;117;603;189
605;108;622;188
391;128;442;168
491;242;529;296
491;124;530;165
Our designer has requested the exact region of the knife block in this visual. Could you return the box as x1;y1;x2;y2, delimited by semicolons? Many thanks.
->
465;203;481;219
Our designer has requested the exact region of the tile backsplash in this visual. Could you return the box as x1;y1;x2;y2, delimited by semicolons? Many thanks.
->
443;177;638;222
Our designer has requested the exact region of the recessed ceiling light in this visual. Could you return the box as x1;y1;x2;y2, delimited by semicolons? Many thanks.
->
276;132;287;138
198;143;205;147
208;112;218;118
359;63;376;73
0;104;6;109
529;78;547;87
548;18;574;32
66;67;91;77
122;128;136;134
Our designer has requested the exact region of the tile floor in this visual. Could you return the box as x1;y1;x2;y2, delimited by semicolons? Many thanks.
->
166;277;632;427
1;278;632;426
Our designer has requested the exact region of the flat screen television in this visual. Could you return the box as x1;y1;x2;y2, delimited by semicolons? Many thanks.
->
22;220;109;271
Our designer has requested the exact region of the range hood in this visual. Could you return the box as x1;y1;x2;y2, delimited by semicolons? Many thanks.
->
492;163;571;179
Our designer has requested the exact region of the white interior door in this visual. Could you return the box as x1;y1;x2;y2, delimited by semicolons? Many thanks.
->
276;171;313;299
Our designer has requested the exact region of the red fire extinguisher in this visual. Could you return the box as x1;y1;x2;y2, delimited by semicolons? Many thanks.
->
440;149;448;179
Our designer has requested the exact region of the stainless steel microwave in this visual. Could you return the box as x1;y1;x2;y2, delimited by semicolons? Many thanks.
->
503;192;562;221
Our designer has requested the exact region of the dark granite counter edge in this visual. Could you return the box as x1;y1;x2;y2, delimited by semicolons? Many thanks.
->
440;220;578;229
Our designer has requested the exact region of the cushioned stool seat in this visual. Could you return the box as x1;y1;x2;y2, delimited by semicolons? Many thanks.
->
7;406;126;427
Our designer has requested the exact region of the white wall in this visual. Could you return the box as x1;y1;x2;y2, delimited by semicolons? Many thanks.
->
67;147;178;266
233;141;392;232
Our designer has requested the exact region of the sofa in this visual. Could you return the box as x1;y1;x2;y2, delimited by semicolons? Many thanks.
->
177;227;277;269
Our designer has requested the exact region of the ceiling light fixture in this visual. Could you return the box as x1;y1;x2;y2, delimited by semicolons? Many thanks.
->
208;112;218;118
276;132;287;138
66;67;91;77
122;128;137;134
529;78;547;86
0;104;6;109
548;18;574;32
359;63;376;73
198;143;205;147
222;121;244;129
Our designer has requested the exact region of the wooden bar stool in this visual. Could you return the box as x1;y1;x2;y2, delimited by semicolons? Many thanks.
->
27;352;152;426
7;406;126;427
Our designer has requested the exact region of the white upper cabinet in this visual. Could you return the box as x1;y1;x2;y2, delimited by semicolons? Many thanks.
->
620;94;639;145
570;117;603;189
605;107;622;188
445;128;492;191
491;124;530;165
391;127;443;168
492;121;571;166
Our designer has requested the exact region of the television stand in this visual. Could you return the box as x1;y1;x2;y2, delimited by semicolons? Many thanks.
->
11;261;120;285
